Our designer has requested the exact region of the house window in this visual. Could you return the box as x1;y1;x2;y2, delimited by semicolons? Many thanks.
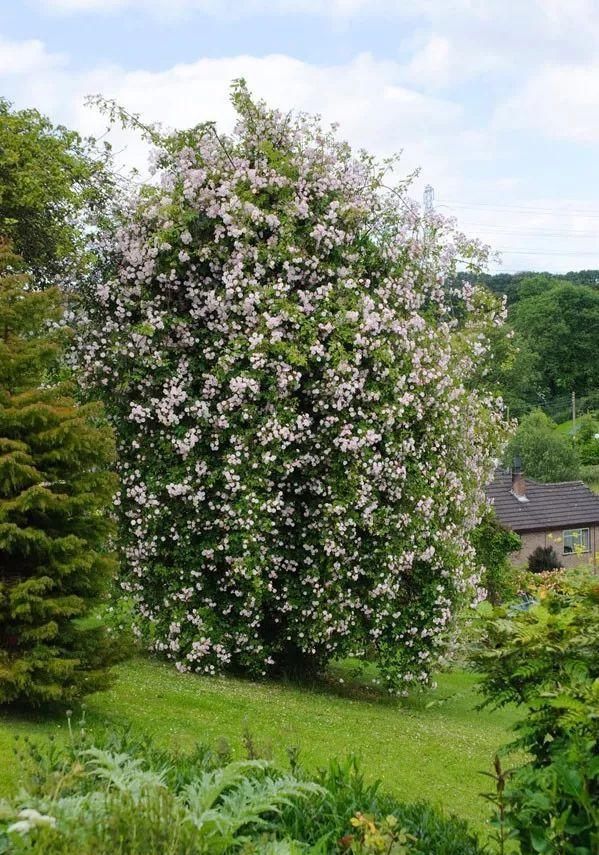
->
562;528;590;555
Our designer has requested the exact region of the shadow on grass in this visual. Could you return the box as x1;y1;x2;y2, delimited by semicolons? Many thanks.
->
139;653;483;717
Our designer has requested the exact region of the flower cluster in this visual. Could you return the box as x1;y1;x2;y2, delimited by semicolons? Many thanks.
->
78;82;506;690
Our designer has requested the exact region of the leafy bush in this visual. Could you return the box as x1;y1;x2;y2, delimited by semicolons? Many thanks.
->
0;727;486;854
505;410;580;483
527;544;563;574
522;564;595;597
470;511;522;604
575;415;599;465
0;243;119;706
78;82;505;691
474;579;599;854
580;463;599;493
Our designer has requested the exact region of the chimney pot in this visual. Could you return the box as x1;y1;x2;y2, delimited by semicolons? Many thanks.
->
511;458;528;502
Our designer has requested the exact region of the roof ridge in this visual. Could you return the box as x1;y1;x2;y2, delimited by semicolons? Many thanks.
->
486;467;599;532
534;479;586;487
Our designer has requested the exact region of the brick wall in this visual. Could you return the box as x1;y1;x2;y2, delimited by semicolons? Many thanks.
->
512;525;599;569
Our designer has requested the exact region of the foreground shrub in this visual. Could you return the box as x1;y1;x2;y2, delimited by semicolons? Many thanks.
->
474;579;599;854
78;82;505;690
0;242;119;705
0;728;486;854
522;564;595;597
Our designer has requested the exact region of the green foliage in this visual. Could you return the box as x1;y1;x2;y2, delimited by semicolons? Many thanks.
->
0;241;119;705
506;409;580;482
0;726;487;855
527;545;563;574
0;660;519;828
0;98;113;284
510;283;599;399
574;414;599;465
580;463;599;494
479;269;599;308
496;332;543;418
474;580;599;854
476;272;599;415
470;511;522;604
346;812;416;853
521;564;595;597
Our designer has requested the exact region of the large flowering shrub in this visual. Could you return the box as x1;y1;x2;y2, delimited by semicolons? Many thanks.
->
79;83;505;690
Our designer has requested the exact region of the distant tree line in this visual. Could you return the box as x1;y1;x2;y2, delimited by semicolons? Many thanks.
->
471;269;599;307
459;271;599;417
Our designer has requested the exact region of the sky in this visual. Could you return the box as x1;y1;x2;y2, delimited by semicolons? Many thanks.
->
2;0;599;274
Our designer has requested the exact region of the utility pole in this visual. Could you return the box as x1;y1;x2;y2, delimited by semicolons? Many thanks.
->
423;184;434;214
572;391;576;431
423;185;435;255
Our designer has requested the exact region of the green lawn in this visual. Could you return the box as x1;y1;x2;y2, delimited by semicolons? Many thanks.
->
0;658;518;831
556;419;576;435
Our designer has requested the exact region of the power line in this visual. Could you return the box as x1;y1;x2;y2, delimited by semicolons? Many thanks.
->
495;248;599;257
462;226;599;238
440;199;599;218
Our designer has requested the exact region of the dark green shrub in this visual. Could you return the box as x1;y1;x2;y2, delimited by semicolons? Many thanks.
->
0;243;119;706
474;580;599;855
527;544;563;573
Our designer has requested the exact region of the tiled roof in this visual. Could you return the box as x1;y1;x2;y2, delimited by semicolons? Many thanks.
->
486;469;599;532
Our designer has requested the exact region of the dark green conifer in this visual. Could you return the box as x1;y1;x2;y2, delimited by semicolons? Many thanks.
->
0;240;118;705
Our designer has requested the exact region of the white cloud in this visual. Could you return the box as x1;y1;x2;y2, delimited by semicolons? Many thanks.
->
0;36;66;76
41;0;405;16
402;33;505;89
494;64;599;144
3;33;599;273
3;46;471;187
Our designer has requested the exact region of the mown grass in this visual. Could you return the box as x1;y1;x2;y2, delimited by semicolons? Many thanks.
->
0;658;518;831
556;418;576;435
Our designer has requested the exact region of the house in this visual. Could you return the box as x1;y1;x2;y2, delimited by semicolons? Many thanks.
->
486;463;599;568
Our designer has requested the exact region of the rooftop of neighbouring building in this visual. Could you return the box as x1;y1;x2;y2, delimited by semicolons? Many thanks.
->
486;468;599;533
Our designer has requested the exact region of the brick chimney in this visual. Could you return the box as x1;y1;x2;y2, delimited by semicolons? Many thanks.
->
510;456;528;502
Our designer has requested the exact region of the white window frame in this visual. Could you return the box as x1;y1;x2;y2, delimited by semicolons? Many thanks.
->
562;527;590;555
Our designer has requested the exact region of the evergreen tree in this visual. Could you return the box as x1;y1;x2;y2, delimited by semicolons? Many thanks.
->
0;240;118;705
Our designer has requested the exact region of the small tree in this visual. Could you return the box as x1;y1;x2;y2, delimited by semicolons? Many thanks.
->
0;241;118;705
506;410;580;482
0;99;114;285
527;545;563;574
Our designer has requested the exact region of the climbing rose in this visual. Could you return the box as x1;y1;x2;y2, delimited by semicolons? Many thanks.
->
78;82;506;690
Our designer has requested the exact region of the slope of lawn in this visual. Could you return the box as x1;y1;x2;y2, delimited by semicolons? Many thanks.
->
556;418;576;435
0;658;518;831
